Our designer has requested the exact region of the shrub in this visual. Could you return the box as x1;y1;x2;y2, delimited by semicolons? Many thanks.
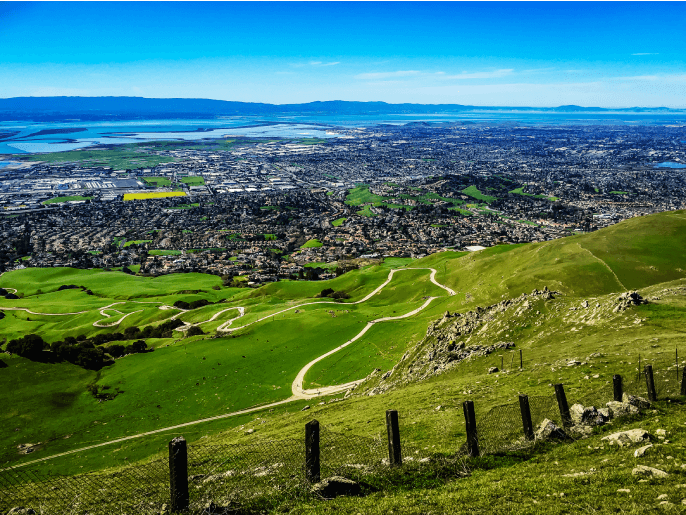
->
189;299;210;309
75;347;104;370
174;300;191;310
105;344;125;358
6;334;45;359
186;326;205;337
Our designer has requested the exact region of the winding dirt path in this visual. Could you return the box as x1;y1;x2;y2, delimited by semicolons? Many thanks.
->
291;296;438;399
2;267;456;470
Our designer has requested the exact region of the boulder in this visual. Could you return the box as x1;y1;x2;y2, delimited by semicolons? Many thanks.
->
570;404;609;426
606;401;640;418
535;419;568;441
311;476;361;499
488;367;499;374
634;444;654;458
632;465;668;478
601;428;652;447
622;393;651;409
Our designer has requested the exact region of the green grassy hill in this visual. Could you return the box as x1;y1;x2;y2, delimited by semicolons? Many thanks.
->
2;210;686;514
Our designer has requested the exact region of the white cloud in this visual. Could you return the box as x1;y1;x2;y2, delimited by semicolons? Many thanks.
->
443;69;514;80
355;70;422;80
309;61;340;67
632;53;659;56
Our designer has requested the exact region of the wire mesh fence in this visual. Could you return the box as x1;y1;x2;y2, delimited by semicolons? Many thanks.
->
0;355;683;514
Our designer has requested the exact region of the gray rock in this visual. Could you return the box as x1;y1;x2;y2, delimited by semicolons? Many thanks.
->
601;428;652;447
301;405;310;411
570;404;608;426
634;444;654;458
535;419;568;440
632;465;668;478
488;367;499;374
622;393;651;409
606;401;640;418
312;476;361;499
6;509;35;515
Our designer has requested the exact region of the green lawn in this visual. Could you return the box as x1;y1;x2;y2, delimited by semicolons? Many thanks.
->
148;249;182;256
180;176;205;186
356;205;376;217
461;185;497;203
42;196;93;205
301;239;323;249
509;186;559;201
332;217;347;227
141;177;172;187
345;185;388;206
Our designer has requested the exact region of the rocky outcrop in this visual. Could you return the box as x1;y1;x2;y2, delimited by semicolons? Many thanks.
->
613;291;647;312
358;288;557;396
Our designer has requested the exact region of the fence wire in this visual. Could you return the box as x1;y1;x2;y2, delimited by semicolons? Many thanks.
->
0;356;682;514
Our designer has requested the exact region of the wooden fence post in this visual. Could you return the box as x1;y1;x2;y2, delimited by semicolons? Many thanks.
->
169;436;189;513
305;419;320;483
462;400;479;457
553;384;572;427
520;349;523;370
518;394;534;440
681;367;686;396
386;410;402;466
613;375;623;402
644;365;657;402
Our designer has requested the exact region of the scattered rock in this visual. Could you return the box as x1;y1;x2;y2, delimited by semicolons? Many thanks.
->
657;494;669;500
634;444;654;458
6;509;36;515
488;367;499;374
570;404;609;426
245;429;254;435
535;419;568;441
602;429;652;447
622;393;651;409
606;401;640;418
632;465;668;478
617;489;631;493
311;476;361;499
656;429;667;436
301;405;310;411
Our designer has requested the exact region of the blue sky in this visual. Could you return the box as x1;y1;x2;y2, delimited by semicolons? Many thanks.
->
1;2;685;107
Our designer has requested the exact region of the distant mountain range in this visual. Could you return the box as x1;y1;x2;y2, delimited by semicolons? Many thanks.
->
0;97;683;121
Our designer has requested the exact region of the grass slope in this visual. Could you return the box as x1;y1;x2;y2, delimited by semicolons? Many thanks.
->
3;210;686;499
